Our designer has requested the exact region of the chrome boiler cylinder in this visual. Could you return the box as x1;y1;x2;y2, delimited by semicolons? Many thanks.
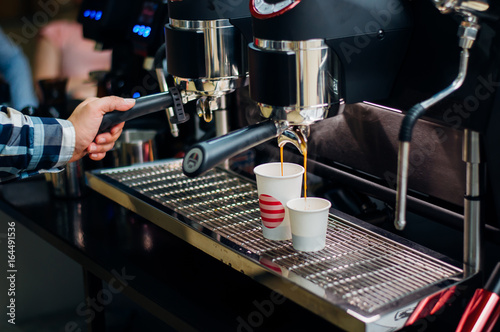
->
249;38;342;126
165;0;252;126
166;18;248;101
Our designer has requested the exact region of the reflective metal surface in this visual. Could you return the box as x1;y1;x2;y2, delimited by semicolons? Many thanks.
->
1;178;336;331
45;159;87;198
88;160;466;331
455;289;500;332
169;18;248;99
463;129;482;276
395;141;410;231
395;42;472;232
433;0;489;14
254;38;340;125
278;126;308;155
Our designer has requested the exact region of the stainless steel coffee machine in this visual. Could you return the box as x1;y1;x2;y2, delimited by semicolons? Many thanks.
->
87;1;500;330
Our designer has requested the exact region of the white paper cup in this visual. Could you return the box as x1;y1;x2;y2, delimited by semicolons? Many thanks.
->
254;162;304;240
287;197;331;252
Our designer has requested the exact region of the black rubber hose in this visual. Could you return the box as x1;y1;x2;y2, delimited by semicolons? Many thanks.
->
398;103;427;142
153;43;166;70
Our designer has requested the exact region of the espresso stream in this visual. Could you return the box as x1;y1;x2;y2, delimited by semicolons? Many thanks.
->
280;143;308;200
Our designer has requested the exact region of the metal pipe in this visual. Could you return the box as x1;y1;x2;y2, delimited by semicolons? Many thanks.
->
394;141;410;230
214;95;229;137
420;49;469;110
463;129;482;276
394;48;470;230
215;95;230;169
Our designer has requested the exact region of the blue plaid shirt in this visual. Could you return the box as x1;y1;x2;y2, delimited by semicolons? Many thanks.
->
0;106;75;182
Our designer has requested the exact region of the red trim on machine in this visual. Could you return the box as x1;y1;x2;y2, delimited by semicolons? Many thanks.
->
250;0;301;19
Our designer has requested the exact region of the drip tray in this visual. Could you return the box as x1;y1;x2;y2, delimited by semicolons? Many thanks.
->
87;159;465;331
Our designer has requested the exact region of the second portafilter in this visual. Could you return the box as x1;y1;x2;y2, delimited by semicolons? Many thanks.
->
165;0;252;131
180;37;338;177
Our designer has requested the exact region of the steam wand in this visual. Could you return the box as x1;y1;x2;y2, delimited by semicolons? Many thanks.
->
394;16;480;230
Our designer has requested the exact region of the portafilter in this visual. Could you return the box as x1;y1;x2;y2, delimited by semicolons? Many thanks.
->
165;0;252;123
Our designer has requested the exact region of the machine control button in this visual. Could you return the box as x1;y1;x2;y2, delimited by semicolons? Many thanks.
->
183;148;204;174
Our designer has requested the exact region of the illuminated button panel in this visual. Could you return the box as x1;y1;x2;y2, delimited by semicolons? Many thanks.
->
132;25;152;38
82;9;103;21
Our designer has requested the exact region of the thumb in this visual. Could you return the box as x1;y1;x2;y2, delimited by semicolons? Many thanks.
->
95;96;136;115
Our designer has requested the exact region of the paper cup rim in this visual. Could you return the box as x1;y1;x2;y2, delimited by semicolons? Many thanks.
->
254;162;304;179
287;197;331;213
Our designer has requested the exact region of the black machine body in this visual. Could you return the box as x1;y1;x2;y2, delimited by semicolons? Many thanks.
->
77;0;144;50
128;0;169;58
249;0;414;115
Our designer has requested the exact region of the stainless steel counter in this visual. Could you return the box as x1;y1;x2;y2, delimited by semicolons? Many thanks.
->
87;159;468;332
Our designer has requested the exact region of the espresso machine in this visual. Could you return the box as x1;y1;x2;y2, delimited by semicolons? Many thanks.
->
86;0;500;330
77;0;198;161
183;0;497;242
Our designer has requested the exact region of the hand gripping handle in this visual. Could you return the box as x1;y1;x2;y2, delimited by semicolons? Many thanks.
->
98;90;180;134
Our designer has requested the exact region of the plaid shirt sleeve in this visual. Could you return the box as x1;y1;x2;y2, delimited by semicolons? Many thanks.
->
0;106;75;182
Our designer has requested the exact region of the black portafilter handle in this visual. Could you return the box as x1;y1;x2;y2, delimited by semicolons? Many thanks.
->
98;88;185;134
182;120;279;177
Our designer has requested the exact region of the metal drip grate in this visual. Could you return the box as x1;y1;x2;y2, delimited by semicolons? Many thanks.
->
103;160;462;313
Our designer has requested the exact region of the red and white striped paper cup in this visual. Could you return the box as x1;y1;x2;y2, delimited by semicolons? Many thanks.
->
254;162;304;241
259;194;285;228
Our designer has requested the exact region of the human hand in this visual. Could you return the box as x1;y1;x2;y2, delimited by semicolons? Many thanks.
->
68;96;136;163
